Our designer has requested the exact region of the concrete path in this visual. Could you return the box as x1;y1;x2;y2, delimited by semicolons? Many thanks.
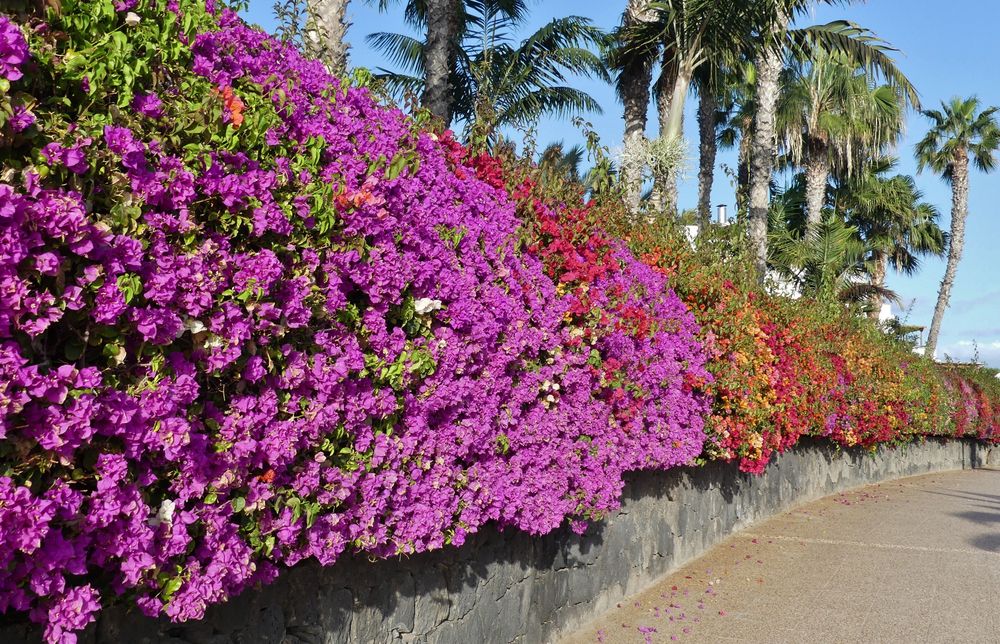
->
560;468;1000;644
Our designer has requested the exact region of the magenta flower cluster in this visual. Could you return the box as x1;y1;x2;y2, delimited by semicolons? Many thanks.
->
0;3;708;641
0;15;28;82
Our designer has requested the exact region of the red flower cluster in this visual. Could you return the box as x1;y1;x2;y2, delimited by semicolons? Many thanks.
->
630;223;1000;474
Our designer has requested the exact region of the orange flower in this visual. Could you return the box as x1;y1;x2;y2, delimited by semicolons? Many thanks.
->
215;85;245;128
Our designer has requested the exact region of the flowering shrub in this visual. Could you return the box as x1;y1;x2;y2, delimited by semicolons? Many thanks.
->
470;152;712;494
0;2;710;641
941;364;1000;440
629;222;999;473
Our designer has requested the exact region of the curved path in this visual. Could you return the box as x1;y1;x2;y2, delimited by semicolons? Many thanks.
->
560;468;1000;644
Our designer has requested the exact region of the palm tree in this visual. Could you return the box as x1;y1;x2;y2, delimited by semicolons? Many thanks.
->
915;97;1000;358
777;50;907;235
538;141;585;184
748;10;920;279
422;0;463;122
611;0;657;214
614;0;772;214
694;68;719;225
305;0;352;72
717;58;757;218
369;1;608;137
836;158;946;316
611;1;916;233
537;140;622;201
373;0;472;123
651;48;680;214
770;209;900;308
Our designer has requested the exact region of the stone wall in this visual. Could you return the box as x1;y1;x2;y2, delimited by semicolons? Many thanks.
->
2;438;990;644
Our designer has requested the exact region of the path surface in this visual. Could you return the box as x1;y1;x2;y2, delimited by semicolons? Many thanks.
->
560;468;1000;644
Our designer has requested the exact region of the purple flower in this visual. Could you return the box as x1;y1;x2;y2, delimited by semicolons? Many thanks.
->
40;142;91;175
34;252;60;276
132;92;164;119
42;585;100;644
10;105;35;133
0;16;28;82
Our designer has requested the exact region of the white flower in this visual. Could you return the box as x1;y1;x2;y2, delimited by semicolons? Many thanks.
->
414;297;443;315
204;335;224;349
148;498;176;527
184;318;207;334
124;12;141;27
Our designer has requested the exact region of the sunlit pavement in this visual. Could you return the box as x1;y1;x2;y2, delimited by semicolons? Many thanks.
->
560;468;1000;644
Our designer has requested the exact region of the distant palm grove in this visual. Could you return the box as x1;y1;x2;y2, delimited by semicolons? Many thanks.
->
286;0;999;358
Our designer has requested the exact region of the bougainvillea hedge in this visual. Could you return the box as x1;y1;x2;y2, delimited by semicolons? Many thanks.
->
625;220;1000;473
0;2;996;642
0;2;713;640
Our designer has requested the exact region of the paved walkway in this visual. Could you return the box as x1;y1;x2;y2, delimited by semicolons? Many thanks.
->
561;468;1000;644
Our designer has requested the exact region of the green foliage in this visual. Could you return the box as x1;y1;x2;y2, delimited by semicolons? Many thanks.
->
271;0;310;48
368;1;610;139
916;96;1000;178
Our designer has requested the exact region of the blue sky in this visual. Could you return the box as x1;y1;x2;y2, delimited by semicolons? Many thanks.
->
244;0;1000;366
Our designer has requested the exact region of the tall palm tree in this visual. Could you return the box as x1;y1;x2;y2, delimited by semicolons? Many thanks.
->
651;48;680;214
915;97;1000;358
717;58;757;217
369;2;608;136
372;0;528;125
612;1;916;233
422;0;463;122
615;0;771;214
748;10;920;279
694;66;720;225
692;57;754;225
611;0;657;215
305;0;352;72
836;158;946;316
777;50;907;235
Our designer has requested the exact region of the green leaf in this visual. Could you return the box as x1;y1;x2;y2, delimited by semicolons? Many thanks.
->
161;576;183;602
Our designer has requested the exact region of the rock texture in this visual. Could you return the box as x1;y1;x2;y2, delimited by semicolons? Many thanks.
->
2;438;989;644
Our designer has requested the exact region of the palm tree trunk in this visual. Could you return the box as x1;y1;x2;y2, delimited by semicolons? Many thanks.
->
736;123;751;218
697;87;718;226
619;0;655;215
663;62;694;142
868;253;888;320
306;0;351;73
925;151;969;359
803;147;830;234
423;0;461;125
748;9;788;278
653;52;679;214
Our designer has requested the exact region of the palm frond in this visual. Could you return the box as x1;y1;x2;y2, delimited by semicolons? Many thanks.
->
786;21;920;110
366;31;426;74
